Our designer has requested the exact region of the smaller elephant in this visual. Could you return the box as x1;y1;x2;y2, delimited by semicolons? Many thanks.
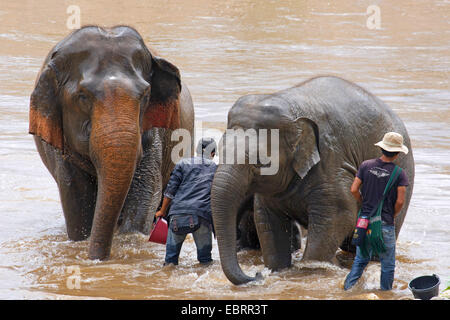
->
211;76;415;285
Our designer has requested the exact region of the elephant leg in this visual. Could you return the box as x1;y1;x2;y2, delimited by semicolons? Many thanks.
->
35;137;96;241
302;203;354;263
56;159;97;241
254;195;292;270
237;209;261;251
291;222;302;252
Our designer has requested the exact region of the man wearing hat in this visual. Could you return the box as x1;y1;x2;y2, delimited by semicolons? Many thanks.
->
344;132;409;291
155;138;217;266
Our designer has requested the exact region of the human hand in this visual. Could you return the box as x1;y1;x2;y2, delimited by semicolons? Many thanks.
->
155;210;165;218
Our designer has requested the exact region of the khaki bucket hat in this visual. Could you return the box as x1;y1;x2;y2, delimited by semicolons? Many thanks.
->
375;132;409;154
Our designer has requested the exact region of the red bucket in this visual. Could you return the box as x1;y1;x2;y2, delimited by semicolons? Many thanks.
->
148;217;168;244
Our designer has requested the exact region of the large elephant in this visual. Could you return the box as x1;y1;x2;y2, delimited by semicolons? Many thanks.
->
211;76;415;285
29;25;194;260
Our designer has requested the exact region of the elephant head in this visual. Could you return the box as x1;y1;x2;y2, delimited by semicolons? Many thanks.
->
211;95;320;284
29;26;182;260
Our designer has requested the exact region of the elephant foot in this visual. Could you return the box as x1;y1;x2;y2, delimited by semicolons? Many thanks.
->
66;220;93;242
67;231;90;242
88;240;111;261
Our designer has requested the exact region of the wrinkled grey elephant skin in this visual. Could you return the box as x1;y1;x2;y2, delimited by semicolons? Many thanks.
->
211;76;415;285
236;195;301;252
29;25;194;260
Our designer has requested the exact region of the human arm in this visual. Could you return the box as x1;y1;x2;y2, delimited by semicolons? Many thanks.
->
394;186;406;217
155;162;184;218
350;177;363;203
155;197;172;218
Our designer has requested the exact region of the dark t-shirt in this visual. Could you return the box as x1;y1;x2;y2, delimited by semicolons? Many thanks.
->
164;156;217;224
356;158;409;225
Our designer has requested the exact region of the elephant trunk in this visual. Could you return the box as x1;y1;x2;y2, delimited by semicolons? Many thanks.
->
88;89;142;260
211;164;259;285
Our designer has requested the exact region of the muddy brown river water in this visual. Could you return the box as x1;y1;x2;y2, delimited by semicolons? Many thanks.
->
0;0;449;300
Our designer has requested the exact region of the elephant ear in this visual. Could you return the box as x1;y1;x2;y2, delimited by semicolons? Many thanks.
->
289;117;320;179
143;56;182;131
29;63;63;151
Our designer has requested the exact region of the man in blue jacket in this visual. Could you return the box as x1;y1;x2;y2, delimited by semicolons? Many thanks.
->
156;138;217;266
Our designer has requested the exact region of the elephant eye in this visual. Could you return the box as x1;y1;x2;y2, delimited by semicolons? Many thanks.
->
76;91;92;113
78;92;89;102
